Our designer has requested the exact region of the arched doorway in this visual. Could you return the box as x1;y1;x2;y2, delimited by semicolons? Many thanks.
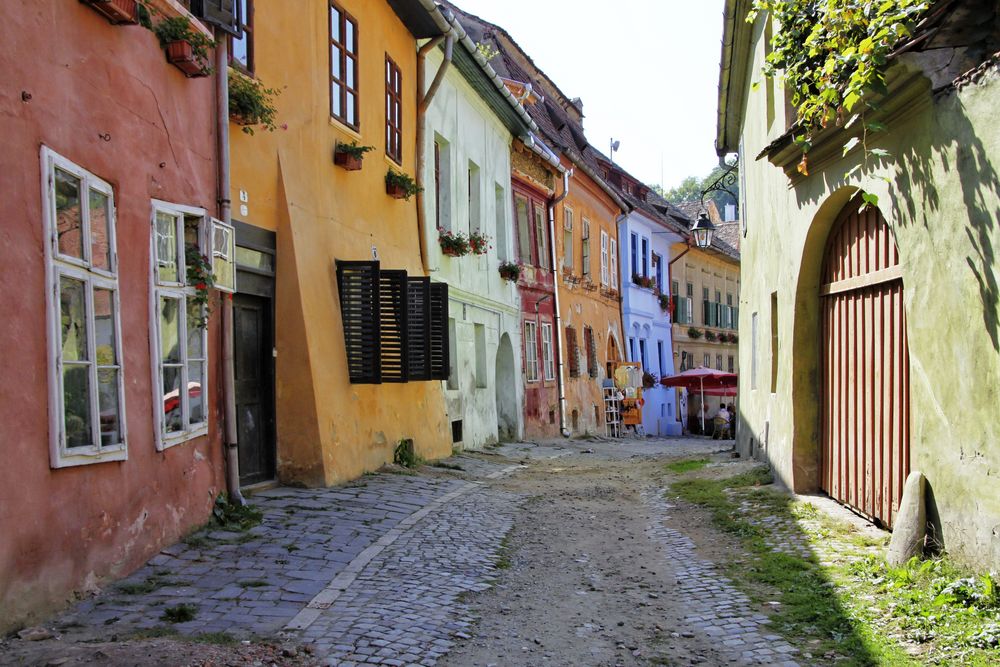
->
820;198;910;528
495;333;518;441
606;332;622;378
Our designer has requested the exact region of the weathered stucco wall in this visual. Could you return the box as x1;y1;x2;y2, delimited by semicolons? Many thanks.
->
0;2;224;630
736;17;1000;568
229;0;451;486
421;49;524;448
556;165;626;437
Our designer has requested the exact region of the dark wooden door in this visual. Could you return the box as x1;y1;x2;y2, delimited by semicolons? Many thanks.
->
234;293;276;486
820;200;910;528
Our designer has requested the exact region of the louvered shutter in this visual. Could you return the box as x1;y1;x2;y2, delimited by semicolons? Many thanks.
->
586;328;599;378
566;327;580;378
429;282;449;380
190;0;240;36
379;270;409;383
406;277;432;380
336;261;381;384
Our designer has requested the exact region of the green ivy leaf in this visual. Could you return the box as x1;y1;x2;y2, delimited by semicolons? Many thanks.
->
861;192;880;209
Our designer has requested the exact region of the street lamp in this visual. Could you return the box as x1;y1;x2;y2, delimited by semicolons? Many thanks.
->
691;212;715;249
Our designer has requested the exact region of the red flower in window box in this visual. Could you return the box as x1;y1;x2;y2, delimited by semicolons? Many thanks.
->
81;0;139;25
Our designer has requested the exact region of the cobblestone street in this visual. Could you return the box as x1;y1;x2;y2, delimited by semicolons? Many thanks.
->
4;437;855;666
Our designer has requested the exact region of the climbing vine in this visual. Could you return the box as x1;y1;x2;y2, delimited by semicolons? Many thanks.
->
748;0;929;200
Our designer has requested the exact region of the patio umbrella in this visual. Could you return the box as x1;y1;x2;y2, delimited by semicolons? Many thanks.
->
660;367;738;432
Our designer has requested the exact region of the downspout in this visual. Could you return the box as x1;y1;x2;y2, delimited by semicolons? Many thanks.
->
415;35;453;273
215;30;245;505
549;170;572;437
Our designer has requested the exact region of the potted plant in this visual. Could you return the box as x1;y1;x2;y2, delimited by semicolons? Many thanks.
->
228;69;280;135
81;0;139;24
688;327;703;340
642;372;657;389
334;141;373;171
705;330;718;342
498;261;522;282
658;293;671;312
469;231;491;256
438;230;470;257
386;169;422;200
154;16;215;78
731;334;739;344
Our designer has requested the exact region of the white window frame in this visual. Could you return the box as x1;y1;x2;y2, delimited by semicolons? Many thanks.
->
610;238;618;289
524;321;539;382
563;206;574;271
581;218;591;276
600;230;609;286
150;200;212;450
210;219;237;293
41;147;128;468
541;323;555;381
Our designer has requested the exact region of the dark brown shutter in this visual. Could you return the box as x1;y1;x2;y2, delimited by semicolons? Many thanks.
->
429;282;449;380
586;327;598;378
407;277;432;380
190;0;240;36
566;327;580;378
379;270;409;383
336;261;381;384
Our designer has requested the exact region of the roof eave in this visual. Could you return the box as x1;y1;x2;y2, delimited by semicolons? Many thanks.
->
716;0;753;155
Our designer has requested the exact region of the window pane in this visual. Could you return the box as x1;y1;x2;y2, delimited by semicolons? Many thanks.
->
55;168;84;260
346;57;355;88
156;212;178;283
235;246;274;272
97;367;121;447
93;288;117;365
330;7;340;42
345;19;355;52
60;276;89;362
159;297;182;363
189;362;205;425
184;218;200;254
346;92;356;125
332;83;342;116
233;34;248;67
162;365;183;433
63;364;93;448
331;48;341;79
89;189;112;271
187;298;205;358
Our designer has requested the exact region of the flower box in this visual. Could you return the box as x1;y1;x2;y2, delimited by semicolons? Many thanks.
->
81;0;138;25
334;152;364;171
499;262;522;282
386;182;408;199
166;40;209;78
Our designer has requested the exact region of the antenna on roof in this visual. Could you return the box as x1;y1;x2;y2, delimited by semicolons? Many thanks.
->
610;139;620;164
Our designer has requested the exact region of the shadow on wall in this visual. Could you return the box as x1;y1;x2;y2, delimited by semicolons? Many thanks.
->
891;90;1000;352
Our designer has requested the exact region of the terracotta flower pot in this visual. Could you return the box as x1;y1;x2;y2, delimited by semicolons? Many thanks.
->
166;40;209;78
334;151;364;171
82;0;138;25
386;182;408;199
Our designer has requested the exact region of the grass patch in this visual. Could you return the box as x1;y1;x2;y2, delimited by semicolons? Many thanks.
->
161;604;198;624
130;626;180;640
665;458;711;474
431;461;464;471
670;464;1000;665
191;631;240;646
212;493;264;531
494;533;514;570
183;533;210;549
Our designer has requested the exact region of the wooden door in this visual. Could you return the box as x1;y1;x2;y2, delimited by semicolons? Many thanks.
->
820;200;910;528
234;292;276;486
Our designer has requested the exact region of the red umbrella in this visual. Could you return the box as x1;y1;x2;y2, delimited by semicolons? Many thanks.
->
660;367;738;432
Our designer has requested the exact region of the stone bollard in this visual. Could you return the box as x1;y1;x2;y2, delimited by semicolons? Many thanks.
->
887;471;927;567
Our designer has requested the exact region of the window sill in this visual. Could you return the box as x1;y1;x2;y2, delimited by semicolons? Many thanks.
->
51;445;127;469
158;425;209;452
330;117;363;141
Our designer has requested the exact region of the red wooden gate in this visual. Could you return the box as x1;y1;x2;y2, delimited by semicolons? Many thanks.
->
820;200;910;528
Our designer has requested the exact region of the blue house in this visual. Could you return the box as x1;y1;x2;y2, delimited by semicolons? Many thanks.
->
596;156;689;436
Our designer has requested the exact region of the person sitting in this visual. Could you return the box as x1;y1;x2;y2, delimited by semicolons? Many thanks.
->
713;404;731;440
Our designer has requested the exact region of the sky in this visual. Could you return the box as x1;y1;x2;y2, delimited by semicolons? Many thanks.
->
451;0;727;191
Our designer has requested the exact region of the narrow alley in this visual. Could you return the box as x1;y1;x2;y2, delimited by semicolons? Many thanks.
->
0;437;905;667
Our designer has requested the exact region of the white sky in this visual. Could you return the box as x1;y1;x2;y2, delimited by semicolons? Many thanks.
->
452;0;727;190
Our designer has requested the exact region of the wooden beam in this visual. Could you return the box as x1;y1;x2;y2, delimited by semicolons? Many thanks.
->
820;265;903;296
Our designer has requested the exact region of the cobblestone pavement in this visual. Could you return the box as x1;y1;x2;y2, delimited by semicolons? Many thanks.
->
53;455;517;644
642;488;804;667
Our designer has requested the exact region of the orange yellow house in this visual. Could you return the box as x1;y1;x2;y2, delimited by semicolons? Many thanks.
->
227;0;457;487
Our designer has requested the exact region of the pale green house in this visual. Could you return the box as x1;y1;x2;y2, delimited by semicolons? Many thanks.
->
718;1;1000;567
